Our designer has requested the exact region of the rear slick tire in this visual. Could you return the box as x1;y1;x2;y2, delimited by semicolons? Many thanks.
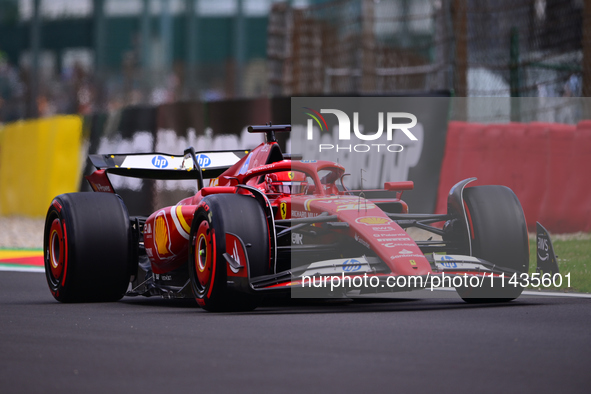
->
44;193;133;302
455;185;529;303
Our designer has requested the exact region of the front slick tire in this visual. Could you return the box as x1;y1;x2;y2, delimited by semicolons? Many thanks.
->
44;193;133;302
456;186;529;303
189;194;269;312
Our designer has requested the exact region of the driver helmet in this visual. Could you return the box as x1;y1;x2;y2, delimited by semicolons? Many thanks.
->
265;171;307;194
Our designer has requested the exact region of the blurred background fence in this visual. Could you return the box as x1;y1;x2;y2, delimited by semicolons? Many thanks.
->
0;0;588;124
268;0;588;122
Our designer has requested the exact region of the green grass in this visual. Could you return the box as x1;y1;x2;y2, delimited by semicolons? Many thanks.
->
528;236;591;293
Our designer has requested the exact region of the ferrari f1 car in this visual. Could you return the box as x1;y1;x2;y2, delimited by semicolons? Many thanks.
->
44;124;544;311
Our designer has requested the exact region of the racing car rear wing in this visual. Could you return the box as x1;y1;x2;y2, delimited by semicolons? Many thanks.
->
248;124;291;143
88;148;249;187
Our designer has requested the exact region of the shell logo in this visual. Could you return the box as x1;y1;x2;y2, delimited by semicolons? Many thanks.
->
355;216;392;226
155;216;170;256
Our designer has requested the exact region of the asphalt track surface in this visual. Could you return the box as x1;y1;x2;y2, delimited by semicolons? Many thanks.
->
1;271;590;393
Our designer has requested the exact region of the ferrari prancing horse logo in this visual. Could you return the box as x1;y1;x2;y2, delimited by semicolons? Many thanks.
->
280;202;287;219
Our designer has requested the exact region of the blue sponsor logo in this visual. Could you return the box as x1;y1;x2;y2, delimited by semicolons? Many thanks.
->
239;155;251;174
300;160;317;163
196;154;212;168
152;155;168;168
440;255;457;268
342;259;362;272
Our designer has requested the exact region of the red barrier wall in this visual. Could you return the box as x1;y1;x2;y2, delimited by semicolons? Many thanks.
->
435;121;591;232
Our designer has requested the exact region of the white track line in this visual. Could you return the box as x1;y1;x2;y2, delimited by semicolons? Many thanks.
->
0;266;44;273
432;287;591;299
521;290;591;298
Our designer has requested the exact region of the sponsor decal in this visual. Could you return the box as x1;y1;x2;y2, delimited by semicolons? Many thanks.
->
244;163;275;177
354;233;370;249
154;213;171;257
377;237;411;242
372;226;395;232
94;183;112;192
152;155;169;169
332;198;360;204
398;249;413;254
280;202;288;219
146;248;153;257
336;202;377;212
292;210;319;218
292;233;303;245
537;237;549;261
239;155;251;174
356;217;392;226
144;223;152;234
300;160;317;163
341;259;362;272
195;154;211;168
439;255;457;268
304;196;357;210
410;260;417;266
390;254;424;260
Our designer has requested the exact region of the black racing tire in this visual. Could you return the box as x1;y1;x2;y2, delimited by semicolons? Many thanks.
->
44;193;133;302
189;194;270;312
455;185;529;303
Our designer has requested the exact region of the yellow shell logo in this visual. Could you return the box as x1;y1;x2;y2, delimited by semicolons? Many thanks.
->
356;217;391;225
155;216;169;256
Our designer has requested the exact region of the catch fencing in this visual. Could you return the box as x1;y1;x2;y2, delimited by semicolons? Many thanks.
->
268;0;586;123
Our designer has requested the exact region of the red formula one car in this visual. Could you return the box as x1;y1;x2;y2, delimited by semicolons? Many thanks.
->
44;125;541;311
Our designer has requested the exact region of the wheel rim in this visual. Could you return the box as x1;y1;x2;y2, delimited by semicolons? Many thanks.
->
47;218;64;282
194;220;214;295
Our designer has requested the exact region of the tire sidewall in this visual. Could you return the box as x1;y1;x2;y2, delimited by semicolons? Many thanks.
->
188;194;269;312
457;186;529;302
43;193;132;302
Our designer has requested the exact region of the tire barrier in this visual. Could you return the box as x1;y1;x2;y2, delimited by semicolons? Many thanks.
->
435;121;591;233
0;116;83;217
